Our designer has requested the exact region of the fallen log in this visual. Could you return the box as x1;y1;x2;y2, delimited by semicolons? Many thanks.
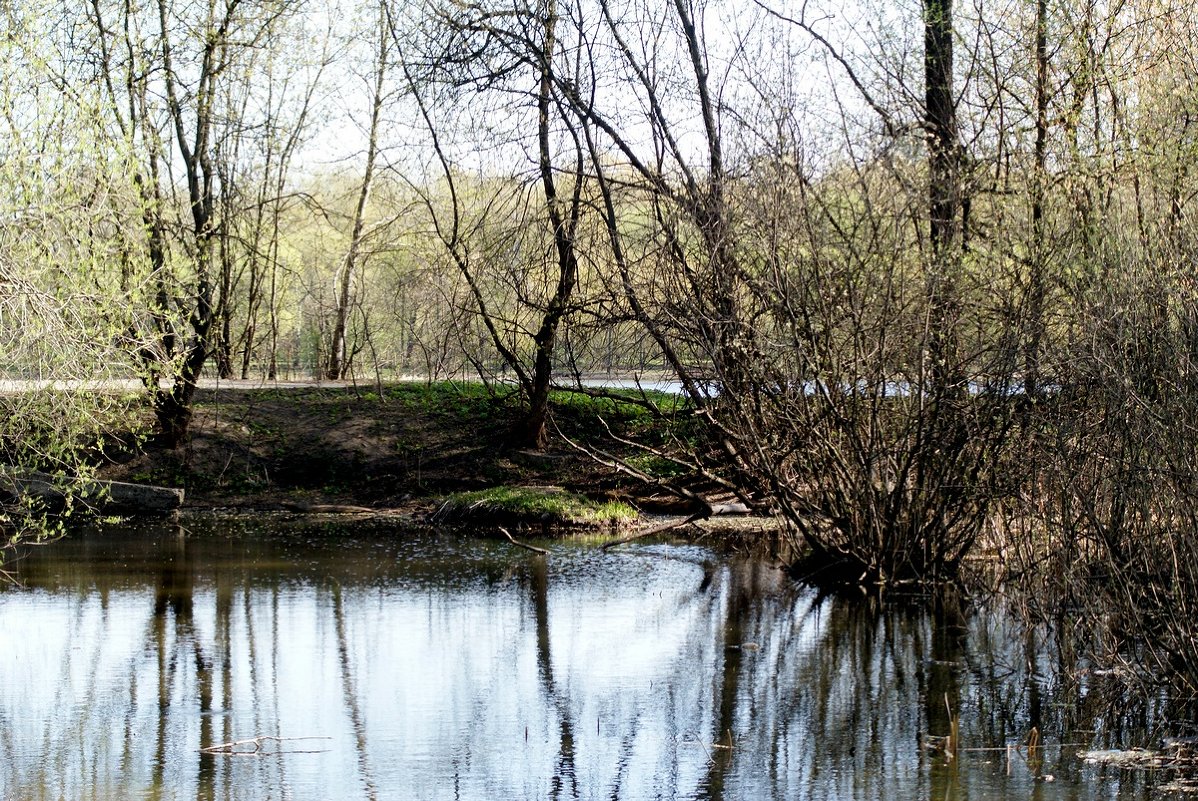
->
601;513;703;550
0;469;184;514
600;501;760;551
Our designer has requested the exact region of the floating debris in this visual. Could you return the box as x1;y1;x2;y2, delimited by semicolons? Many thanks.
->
1159;778;1198;794
1079;748;1164;768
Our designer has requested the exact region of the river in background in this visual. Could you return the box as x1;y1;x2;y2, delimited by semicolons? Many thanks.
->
0;518;1177;800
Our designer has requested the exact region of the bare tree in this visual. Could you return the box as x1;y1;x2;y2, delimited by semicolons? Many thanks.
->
520;0;1029;584
406;0;589;448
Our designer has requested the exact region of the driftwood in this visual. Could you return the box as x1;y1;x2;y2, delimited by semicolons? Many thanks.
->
0;469;183;514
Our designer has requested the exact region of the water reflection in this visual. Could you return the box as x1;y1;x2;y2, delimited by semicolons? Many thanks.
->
0;519;1167;799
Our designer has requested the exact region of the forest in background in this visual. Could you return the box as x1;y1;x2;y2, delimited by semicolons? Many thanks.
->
6;0;1198;695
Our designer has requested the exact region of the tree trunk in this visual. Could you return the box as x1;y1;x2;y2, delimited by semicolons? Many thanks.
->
152;0;220;445
1025;0;1048;399
215;223;235;380
924;0;962;385
925;0;958;257
513;0;582;450
516;347;554;450
328;0;387;381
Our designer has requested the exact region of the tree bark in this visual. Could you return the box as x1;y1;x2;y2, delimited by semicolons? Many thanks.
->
152;0;226;446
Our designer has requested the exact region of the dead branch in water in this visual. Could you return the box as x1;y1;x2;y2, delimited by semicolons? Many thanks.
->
601;513;703;551
498;526;551;555
200;736;331;756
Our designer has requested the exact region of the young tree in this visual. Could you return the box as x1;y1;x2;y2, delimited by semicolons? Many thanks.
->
327;0;392;381
407;0;589;449
150;0;242;443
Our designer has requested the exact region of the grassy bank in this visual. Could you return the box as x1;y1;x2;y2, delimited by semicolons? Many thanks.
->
97;381;694;519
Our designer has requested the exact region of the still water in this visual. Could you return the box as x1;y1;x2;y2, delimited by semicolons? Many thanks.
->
0;518;1172;800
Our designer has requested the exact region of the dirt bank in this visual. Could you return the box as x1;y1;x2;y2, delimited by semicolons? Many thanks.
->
96;382;679;519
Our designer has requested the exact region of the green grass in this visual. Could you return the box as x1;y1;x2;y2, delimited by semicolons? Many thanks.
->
547;387;697;447
377;381;692;446
385;381;510;423
433;485;637;527
624;452;692;479
548;387;687;419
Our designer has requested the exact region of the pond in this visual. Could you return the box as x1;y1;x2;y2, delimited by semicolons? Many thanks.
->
0;518;1174;800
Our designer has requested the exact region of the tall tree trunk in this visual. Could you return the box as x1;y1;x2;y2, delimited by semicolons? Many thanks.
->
152;0;222;446
516;0;582;450
215;216;235;380
328;0;388;381
924;0;961;386
1025;0;1048;399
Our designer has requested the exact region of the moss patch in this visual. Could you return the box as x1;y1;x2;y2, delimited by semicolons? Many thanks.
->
432;485;637;530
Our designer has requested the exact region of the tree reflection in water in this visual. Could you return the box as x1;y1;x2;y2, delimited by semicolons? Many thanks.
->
0;520;1169;800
